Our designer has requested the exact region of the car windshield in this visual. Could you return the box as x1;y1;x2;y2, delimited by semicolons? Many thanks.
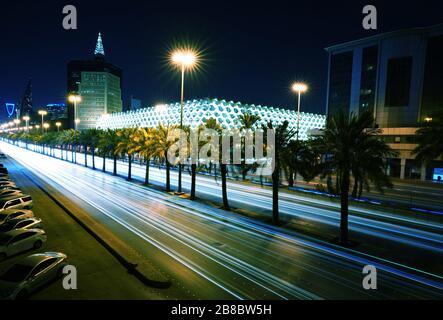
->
0;264;34;282
0;233;13;246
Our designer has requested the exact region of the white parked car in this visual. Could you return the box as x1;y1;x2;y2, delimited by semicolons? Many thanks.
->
0;229;47;261
0;195;33;212
0;190;23;199
0;210;34;226
0;252;68;300
0;218;42;233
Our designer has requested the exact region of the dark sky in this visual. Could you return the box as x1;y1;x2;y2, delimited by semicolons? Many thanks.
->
1;0;442;121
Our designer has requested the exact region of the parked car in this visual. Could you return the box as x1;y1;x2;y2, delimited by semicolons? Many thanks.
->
0;252;67;300
0;218;42;233
0;190;23;199
0;210;34;226
0;229;47;261
0;181;15;187
0;194;33;212
0;186;20;192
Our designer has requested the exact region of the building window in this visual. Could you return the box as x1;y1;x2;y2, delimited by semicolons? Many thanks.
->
385;56;412;107
328;51;353;117
359;45;378;114
421;35;443;121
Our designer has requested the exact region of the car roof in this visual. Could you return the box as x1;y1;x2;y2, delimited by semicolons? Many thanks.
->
17;252;66;267
0;194;30;201
6;217;40;224
3;228;44;237
0;209;32;215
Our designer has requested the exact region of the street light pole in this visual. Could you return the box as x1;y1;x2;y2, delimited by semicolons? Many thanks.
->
291;82;308;141
170;49;197;194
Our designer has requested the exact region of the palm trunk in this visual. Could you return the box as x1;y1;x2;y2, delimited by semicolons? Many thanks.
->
84;146;88;167
144;159;150;185
166;161;171;192
358;180;363;198
127;155;132;181
221;164;230;210
272;163;279;225
190;163;196;200
339;170;350;245
287;169;294;187
352;177;358;198
92;147;95;170
113;155;117;176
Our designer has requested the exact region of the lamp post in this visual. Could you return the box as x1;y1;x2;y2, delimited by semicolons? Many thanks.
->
38;110;48;133
170;49;197;193
43;123;50;133
291;82;308;140
56;122;62;132
68;94;82;131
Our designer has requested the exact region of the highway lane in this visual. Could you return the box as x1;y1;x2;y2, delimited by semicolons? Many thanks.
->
2;142;443;299
47;146;443;256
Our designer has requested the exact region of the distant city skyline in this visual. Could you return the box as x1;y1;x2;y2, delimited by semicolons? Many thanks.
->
1;1;442;121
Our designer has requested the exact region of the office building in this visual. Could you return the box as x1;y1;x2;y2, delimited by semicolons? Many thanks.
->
325;24;443;180
67;32;123;130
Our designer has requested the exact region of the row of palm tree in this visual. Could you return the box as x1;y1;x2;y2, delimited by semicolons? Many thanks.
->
2;110;403;246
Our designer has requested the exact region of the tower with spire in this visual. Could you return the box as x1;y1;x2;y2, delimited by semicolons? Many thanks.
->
67;32;122;130
94;32;105;56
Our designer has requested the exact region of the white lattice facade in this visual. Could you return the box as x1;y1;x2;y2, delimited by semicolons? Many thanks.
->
96;98;326;140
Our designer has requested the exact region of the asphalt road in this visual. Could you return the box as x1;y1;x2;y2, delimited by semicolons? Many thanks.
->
1;141;442;299
47;145;443;275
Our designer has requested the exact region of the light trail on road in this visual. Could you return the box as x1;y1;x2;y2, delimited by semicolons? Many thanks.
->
2;141;442;299
51;145;443;253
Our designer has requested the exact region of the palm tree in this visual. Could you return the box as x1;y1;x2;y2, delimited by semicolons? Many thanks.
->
413;111;443;165
99;129;119;175
238;112;261;180
313;110;395;245
281;139;321;187
152;124;176;192
132;127;156;185
262;120;296;225
86;128;101;170
202;118;230;210
115;128;138;180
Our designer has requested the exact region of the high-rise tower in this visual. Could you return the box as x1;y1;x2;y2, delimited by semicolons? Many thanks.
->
67;32;123;130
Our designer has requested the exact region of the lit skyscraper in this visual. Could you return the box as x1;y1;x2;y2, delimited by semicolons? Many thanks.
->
67;33;123;130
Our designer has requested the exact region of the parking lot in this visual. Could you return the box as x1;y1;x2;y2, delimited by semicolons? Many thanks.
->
0;151;164;299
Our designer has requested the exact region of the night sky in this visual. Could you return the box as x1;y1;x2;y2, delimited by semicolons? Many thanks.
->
1;0;442;121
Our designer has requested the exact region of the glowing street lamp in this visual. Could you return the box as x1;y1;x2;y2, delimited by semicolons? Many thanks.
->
68;94;82;131
13;119;20;130
43;123;50;133
38;110;48;132
35;124;40;130
56;121;62;132
291;82;308;140
170;48;198;193
23;116;30;131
